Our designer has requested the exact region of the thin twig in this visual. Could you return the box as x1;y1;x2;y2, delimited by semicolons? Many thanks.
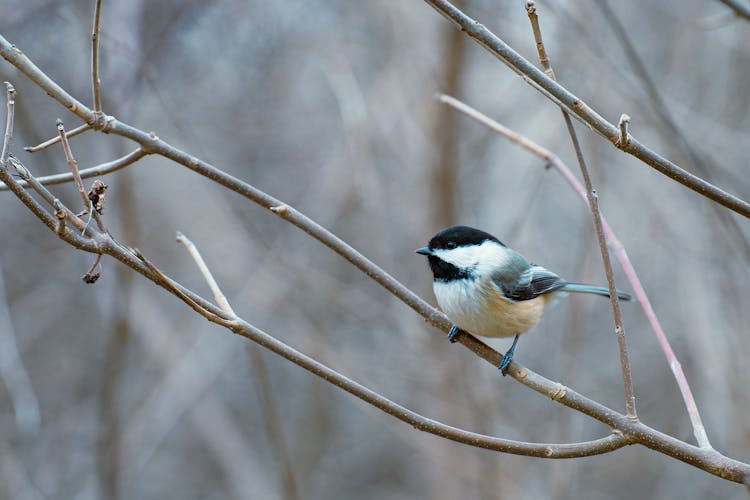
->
92;0;103;113
1;82;13;164
175;231;236;316
24;123;91;153
526;0;636;420
415;0;750;218
437;94;711;448
57;119;105;231
57;120;90;209
0;148;147;192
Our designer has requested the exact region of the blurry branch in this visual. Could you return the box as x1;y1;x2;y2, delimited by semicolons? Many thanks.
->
431;0;466;228
92;0;103;113
525;0;635;420
437;94;711;449
0;148;148;192
420;0;750;218
716;0;750;21
0;33;748;483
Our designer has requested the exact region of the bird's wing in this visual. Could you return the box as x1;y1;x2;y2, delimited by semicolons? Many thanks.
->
493;265;567;302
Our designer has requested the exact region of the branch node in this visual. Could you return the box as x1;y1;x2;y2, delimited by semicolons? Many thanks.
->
551;383;567;400
53;198;66;234
618;113;631;148
270;204;290;216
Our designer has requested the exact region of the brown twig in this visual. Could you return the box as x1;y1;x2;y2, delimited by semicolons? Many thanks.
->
526;0;636;419
57;119;105;231
417;0;750;218
436;94;711;448
92;0;103;113
24;123;91;153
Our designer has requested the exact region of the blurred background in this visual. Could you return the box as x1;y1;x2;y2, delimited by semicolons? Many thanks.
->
1;0;749;498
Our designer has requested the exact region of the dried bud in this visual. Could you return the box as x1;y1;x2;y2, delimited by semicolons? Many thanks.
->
87;179;108;214
82;268;102;284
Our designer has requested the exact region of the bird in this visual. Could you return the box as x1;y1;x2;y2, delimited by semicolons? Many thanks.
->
416;225;631;373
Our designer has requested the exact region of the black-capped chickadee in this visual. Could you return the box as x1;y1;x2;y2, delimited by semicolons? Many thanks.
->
416;225;631;373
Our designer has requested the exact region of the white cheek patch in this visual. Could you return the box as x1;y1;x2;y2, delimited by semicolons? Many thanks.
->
432;240;512;272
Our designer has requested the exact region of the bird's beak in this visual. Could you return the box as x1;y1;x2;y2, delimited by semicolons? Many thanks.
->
415;247;431;256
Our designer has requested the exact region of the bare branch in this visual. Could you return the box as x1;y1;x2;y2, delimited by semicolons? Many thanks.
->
24;122;91;153
525;0;636;420
418;0;750;218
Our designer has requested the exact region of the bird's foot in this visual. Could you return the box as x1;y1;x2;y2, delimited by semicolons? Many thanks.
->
498;335;520;376
498;352;513;375
447;325;460;343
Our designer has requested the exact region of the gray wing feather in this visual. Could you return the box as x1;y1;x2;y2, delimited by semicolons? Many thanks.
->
494;265;567;302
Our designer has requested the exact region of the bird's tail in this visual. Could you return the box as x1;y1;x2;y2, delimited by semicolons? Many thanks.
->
561;282;632;301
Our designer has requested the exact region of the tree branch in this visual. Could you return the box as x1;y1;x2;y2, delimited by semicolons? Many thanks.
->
418;0;750;218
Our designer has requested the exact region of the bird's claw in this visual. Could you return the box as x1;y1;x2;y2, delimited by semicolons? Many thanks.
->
447;325;460;343
498;352;513;375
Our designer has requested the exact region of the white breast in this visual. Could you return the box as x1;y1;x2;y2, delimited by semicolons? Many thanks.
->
433;278;549;338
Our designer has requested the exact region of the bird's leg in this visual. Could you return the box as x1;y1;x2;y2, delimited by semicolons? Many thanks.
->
447;325;461;343
499;335;520;375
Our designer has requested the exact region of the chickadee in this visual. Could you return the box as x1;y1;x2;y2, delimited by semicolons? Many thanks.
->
416;225;631;373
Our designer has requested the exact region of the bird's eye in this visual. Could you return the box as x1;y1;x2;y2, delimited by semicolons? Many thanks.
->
446;242;457;249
